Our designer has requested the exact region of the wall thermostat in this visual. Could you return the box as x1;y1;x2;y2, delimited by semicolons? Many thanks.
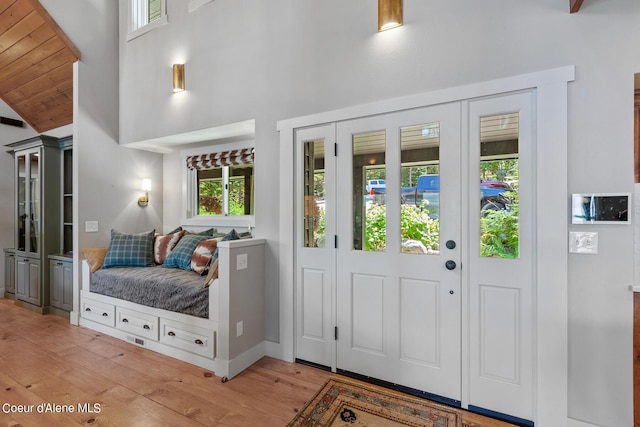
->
571;193;631;224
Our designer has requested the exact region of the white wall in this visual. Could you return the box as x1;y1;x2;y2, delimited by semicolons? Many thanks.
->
119;2;640;425
5;0;631;425
39;1;163;323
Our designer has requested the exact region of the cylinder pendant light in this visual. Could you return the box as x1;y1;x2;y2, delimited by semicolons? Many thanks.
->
173;64;185;93
378;0;403;32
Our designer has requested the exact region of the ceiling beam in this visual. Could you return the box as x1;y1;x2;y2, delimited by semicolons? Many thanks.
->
570;0;584;13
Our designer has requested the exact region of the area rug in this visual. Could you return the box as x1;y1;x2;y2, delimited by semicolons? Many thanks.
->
288;376;461;427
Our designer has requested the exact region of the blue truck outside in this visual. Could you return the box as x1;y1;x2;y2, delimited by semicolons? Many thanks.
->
401;174;513;218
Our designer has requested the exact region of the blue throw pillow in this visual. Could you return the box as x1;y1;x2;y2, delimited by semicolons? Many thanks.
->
102;229;155;268
163;234;210;270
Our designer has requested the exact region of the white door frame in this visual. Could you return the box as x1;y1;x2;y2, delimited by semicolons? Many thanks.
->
278;66;574;426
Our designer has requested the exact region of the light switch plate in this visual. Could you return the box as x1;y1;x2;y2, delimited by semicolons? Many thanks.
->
569;231;598;254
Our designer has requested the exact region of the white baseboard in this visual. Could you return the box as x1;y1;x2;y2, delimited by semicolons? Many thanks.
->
568;417;601;427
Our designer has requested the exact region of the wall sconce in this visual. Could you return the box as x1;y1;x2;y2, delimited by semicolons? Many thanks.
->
378;0;403;32
173;64;185;93
138;178;151;207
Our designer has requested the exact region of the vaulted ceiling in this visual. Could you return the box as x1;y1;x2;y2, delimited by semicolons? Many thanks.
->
0;0;80;133
0;0;584;134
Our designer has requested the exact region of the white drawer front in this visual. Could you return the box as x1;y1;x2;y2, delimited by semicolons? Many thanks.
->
160;319;214;358
82;299;115;327
116;307;159;341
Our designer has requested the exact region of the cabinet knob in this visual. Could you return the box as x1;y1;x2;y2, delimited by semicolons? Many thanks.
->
102;312;109;317
122;318;128;323
85;307;91;312
194;339;204;345
168;331;176;337
143;324;150;330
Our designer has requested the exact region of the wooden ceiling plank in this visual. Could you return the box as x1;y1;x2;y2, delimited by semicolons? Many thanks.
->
24;0;80;60
7;72;73;110
0;0;33;33
0;0;78;132
570;0;584;13
0;35;65;81
0;10;45;52
0;48;72;91
0;23;55;69
0;1;19;16
4;60;72;99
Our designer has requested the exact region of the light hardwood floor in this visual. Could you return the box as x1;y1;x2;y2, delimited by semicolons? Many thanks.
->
0;299;516;426
0;299;329;426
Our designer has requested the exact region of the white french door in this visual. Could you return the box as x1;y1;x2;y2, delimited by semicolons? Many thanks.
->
294;124;336;369
294;91;536;423
335;103;463;403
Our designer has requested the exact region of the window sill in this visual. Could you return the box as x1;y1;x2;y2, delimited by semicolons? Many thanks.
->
188;0;215;13
127;15;168;42
182;215;255;231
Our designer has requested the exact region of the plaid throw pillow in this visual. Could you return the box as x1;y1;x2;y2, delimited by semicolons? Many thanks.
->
162;234;210;271
102;229;155;268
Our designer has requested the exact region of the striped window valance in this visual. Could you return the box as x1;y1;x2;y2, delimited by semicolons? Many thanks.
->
186;148;254;170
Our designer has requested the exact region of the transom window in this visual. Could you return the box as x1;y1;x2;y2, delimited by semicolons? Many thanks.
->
128;0;167;41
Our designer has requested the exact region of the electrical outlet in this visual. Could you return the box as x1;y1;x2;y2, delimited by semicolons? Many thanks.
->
85;221;99;233
569;231;598;254
236;321;243;337
236;253;248;270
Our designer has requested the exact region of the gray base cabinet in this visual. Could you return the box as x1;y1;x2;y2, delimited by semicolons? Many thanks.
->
4;249;15;296
16;255;41;306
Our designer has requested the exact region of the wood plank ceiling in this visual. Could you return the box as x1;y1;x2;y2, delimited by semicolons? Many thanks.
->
0;0;80;133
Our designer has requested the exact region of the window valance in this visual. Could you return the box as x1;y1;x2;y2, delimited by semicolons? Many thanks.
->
186;148;254;170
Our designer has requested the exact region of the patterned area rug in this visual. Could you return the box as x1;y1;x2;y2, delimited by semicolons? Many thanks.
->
288;377;461;427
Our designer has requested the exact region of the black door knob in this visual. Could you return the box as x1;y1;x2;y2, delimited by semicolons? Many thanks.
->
445;260;456;270
445;240;456;250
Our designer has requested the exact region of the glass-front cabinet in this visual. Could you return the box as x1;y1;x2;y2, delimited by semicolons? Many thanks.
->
16;149;41;255
6;135;62;312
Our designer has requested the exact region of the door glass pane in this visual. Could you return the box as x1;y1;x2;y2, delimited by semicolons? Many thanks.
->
17;155;26;252
479;113;519;259
400;123;441;255
353;130;386;252
29;152;40;254
303;139;325;248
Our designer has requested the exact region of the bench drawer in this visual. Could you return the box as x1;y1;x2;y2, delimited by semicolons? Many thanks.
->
116;307;159;341
159;319;214;358
82;299;115;327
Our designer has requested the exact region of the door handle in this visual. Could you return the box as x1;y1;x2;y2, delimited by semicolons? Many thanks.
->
445;240;456;250
445;260;456;270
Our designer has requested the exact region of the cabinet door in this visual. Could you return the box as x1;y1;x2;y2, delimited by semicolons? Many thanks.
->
50;260;62;308
16;257;28;300
4;253;15;294
50;260;73;311
27;259;41;306
16;257;40;306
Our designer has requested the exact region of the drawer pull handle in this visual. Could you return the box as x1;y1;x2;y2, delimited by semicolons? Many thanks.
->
122;318;129;323
195;339;204;345
57;262;63;266
168;331;176;337
102;312;109;317
143;324;150;330
85;307;92;312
